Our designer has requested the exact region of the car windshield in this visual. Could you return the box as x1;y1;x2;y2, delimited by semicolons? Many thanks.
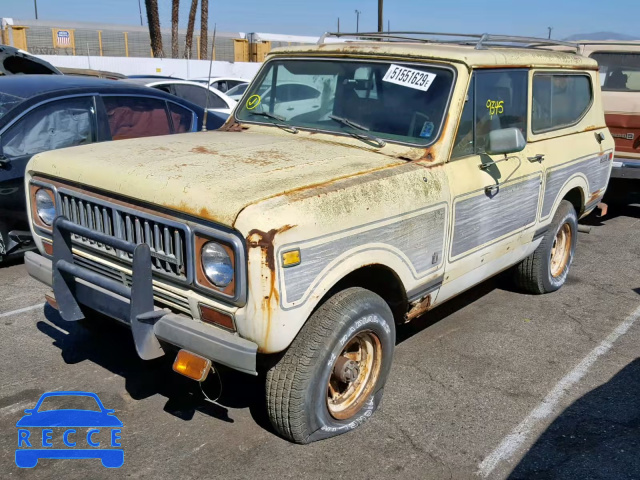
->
590;52;640;92
227;83;248;97
235;59;454;146
37;395;101;412
0;92;25;119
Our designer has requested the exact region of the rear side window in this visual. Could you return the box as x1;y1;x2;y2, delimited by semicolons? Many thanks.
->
168;103;194;133
532;74;592;133
103;96;171;140
590;52;640;92
173;84;226;110
451;70;528;158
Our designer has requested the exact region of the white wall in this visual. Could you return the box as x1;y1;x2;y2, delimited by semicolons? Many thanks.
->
37;55;263;80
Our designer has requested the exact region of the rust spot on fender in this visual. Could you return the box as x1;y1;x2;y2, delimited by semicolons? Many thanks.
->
246;225;295;352
588;189;603;204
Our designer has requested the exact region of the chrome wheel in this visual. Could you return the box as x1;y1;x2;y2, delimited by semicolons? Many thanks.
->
550;223;572;278
327;330;382;420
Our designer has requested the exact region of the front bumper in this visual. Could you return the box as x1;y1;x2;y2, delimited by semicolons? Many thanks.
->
611;158;640;180
25;216;257;375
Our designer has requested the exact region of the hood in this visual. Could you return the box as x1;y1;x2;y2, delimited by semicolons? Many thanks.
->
29;130;403;226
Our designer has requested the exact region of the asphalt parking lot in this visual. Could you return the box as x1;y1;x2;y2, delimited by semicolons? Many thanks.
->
1;194;639;479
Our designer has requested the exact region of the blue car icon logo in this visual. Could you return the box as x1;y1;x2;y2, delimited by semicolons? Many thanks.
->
16;391;123;468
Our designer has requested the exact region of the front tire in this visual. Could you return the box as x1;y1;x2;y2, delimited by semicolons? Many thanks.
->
265;287;395;444
514;199;578;294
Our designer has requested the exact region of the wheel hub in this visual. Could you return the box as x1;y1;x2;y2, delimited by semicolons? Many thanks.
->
550;222;572;278
326;330;382;420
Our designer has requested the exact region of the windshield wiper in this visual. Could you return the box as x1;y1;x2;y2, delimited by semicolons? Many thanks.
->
329;115;386;148
249;111;298;134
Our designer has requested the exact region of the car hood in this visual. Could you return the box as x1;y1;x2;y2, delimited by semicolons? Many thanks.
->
16;410;123;427
28;130;404;227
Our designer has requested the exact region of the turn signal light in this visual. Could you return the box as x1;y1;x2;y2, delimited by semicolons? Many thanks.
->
172;350;211;382
199;304;235;331
44;291;58;310
43;241;53;256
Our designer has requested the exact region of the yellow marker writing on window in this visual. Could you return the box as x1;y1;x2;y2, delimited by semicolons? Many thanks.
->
486;99;505;118
246;94;261;110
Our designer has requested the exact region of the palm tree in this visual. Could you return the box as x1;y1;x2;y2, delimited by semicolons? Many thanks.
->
171;0;179;58
144;0;164;57
200;0;208;59
184;0;198;59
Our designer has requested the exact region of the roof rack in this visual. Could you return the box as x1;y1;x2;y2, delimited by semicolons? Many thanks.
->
317;31;580;52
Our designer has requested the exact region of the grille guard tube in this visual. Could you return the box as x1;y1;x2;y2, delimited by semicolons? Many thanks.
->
52;216;164;360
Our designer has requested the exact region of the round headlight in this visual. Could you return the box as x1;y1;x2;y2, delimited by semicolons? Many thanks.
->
201;242;233;287
35;189;56;226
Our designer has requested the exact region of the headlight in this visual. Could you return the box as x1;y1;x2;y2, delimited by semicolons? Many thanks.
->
35;189;56;226
201;242;233;287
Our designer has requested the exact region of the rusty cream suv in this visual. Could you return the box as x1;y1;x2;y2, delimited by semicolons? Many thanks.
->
24;33;614;443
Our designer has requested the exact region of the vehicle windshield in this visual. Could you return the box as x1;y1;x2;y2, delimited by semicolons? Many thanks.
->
235;59;454;146
0;92;25;119
590;52;640;92
227;83;249;97
37;395;101;412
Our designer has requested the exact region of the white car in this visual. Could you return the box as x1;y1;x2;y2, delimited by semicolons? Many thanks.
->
190;77;251;94
224;83;250;101
126;78;236;114
252;82;324;120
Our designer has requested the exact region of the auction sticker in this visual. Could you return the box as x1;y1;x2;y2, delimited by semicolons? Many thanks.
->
383;64;436;92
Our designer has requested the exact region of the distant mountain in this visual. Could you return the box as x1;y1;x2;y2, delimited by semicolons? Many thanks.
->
564;32;639;41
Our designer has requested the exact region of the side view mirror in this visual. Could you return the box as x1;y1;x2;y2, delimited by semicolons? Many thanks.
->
486;128;526;155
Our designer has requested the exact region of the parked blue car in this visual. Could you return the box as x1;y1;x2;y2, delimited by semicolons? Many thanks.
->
16;391;123;468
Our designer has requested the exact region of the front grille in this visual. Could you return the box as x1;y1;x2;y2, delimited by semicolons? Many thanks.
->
74;255;191;314
59;190;189;282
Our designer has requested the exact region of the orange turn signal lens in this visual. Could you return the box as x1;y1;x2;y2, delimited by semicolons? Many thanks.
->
199;304;235;331
43;240;53;256
172;350;211;382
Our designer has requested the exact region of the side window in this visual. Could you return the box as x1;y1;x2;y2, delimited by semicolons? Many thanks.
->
102;96;171;140
2;96;95;158
173;85;208;107
205;90;227;109
532;74;592;133
286;84;321;101
451;70;528;159
474;70;528;153
168;103;194;133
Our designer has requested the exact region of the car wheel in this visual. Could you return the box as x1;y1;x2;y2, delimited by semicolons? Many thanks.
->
514;199;578;294
265;287;395;444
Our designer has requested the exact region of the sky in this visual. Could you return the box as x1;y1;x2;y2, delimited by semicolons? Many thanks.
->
1;0;638;40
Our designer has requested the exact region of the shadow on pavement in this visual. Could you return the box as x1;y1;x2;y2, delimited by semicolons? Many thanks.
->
37;305;272;432
509;358;640;480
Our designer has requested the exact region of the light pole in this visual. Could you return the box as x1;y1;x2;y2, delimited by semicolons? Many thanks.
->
378;0;383;33
34;0;38;20
547;27;553;39
355;10;361;33
138;0;144;26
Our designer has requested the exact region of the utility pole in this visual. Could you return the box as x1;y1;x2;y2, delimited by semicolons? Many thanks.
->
388;20;390;33
138;0;144;26
547;26;553;39
34;0;38;20
378;0;383;33
337;17;340;33
355;10;361;33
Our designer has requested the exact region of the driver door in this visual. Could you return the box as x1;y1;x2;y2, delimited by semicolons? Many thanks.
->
438;69;544;302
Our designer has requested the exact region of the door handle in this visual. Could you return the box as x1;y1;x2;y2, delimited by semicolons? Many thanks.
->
527;154;545;163
286;107;294;111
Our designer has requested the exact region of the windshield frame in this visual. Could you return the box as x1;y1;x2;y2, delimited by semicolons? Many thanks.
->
233;56;457;148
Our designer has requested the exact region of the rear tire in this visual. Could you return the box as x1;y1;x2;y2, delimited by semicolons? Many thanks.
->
265;287;395;444
514;199;577;294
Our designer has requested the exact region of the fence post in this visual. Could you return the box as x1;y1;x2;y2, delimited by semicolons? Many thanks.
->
124;31;129;57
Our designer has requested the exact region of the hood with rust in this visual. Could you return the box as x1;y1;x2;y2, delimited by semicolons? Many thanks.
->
28;130;405;226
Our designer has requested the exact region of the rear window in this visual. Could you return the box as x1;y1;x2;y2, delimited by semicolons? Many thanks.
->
532;74;593;133
590;52;640;92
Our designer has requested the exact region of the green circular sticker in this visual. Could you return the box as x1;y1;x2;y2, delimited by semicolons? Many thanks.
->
246;94;261;110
